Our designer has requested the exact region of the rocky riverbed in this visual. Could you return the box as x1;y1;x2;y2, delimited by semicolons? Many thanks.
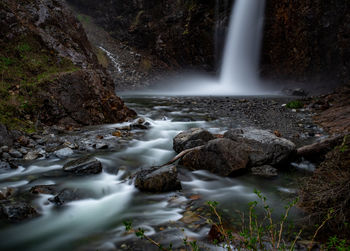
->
0;94;332;251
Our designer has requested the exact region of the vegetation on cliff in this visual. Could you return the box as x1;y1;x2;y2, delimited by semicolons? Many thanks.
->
0;0;135;132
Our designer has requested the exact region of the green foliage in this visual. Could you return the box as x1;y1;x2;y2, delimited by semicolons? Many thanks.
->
0;34;78;132
286;100;304;109
327;236;350;251
123;191;348;251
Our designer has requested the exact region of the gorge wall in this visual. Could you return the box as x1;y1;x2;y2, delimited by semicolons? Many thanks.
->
67;0;350;85
0;0;135;131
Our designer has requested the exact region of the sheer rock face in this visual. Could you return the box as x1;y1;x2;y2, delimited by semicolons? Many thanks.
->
0;0;135;128
67;0;349;85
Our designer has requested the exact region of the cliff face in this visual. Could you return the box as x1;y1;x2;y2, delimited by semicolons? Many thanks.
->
0;0;135;130
67;0;218;70
261;0;350;84
67;0;349;85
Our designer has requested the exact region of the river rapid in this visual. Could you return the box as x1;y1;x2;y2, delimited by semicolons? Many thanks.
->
0;95;320;251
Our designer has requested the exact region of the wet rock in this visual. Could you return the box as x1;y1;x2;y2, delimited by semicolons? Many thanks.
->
181;138;249;176
30;185;58;195
251;165;278;177
0;187;15;200
48;189;84;206
1;152;10;160
173;128;214;153
130;117;149;130
0;201;38;222
63;156;102;175
9;149;23;158
297;135;344;161
24;151;40;161
95;143;108;149
17;135;30;146
0;161;11;170
0;124;13;147
54;147;74;158
135;165;181;192
1;145;9;152
224;128;296;167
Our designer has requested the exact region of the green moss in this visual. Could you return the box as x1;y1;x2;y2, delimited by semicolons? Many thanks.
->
286;100;304;109
77;14;91;24
0;34;78;132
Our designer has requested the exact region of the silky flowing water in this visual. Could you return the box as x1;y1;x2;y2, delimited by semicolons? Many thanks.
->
0;96;311;251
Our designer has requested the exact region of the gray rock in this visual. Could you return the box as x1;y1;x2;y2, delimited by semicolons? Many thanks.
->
19;148;28;155
1;145;9;152
24;151;40;161
0;124;13;147
135;165;181;192
54;147;74;158
48;189;85;206
1;152;10;160
224;128;296;167
63;156;102;175
95;143;108;149
30;185;58;195
251;165;278;177
9;149;23;158
0;201;38;222
173;128;214;153
181;138;249;176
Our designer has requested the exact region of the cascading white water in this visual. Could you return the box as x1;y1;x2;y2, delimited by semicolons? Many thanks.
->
123;0;267;95
220;0;266;92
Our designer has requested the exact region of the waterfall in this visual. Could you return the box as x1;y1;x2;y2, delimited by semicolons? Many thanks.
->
127;0;267;96
219;0;266;92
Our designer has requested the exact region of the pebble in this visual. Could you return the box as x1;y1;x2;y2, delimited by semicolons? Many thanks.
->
54;148;74;158
1;146;9;152
9;149;23;158
1;152;10;160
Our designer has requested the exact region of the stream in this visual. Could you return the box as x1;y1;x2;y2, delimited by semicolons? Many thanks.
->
0;96;317;251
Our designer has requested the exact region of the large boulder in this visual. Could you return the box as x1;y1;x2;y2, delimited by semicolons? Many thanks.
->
180;138;249;176
63;156;103;175
135;165;181;192
224;128;296;167
173;128;214;153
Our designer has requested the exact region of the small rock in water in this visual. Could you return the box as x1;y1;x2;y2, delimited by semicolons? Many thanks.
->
95;143;108;150
30;185;58;195
251;165;278;177
54;147;74;158
135;165;181;192
63;156;103;175
0;201;38;222
0;187;15;200
49;189;85;206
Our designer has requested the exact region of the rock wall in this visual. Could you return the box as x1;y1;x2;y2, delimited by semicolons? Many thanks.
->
261;0;350;84
0;0;135;130
67;0;349;85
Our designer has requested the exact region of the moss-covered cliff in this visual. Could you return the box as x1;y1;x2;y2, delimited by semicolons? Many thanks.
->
0;0;135;131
